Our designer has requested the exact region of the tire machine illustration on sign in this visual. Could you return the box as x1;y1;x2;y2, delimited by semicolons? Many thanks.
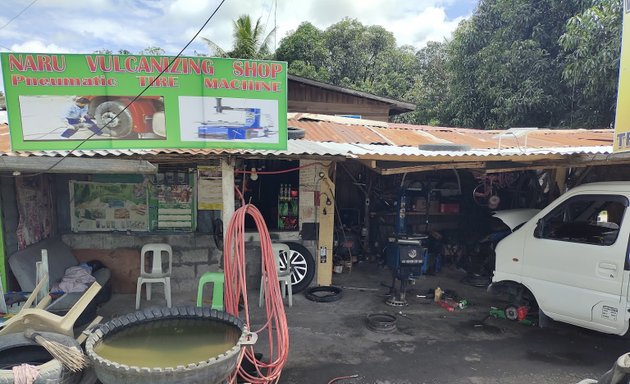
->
197;98;273;140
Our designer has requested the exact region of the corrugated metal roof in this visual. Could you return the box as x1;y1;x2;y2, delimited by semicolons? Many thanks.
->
0;114;615;160
307;142;612;158
284;116;614;151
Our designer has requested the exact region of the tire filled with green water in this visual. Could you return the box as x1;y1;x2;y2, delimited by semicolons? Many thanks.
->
85;306;253;384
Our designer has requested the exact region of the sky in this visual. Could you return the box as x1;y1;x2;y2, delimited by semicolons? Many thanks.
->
0;0;478;92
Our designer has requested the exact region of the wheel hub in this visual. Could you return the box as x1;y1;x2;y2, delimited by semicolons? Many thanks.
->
100;111;120;128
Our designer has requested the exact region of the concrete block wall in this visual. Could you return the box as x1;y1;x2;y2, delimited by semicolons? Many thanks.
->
62;233;222;294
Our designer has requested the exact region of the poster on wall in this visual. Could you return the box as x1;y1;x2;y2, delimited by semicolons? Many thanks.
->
614;1;630;152
197;165;223;210
70;181;149;232
0;53;287;151
155;170;195;230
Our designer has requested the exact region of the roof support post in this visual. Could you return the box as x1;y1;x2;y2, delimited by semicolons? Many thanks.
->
317;162;335;286
221;157;235;246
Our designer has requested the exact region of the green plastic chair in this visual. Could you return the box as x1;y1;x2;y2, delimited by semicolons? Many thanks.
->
196;272;224;311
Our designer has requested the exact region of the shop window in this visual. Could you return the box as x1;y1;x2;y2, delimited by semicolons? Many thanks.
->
239;160;299;231
535;195;627;246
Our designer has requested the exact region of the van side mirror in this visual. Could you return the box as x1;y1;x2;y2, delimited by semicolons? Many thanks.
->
534;219;543;238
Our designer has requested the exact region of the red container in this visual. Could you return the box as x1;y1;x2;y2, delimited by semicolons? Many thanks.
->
439;203;460;214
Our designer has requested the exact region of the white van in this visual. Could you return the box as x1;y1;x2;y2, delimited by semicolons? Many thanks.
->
491;181;630;335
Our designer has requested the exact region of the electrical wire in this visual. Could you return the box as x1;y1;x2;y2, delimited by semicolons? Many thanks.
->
223;203;289;384
235;161;325;176
12;0;227;179
0;0;39;31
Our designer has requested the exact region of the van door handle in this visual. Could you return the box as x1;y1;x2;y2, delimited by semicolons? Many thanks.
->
599;262;618;271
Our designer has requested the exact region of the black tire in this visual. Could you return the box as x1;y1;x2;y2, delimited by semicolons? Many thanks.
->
366;313;397;333
288;127;305;140
281;242;315;293
304;286;343;302
94;100;133;138
0;332;83;384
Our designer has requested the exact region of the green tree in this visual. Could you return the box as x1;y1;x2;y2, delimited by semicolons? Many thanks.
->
365;44;419;103
559;0;622;127
276;22;328;69
202;15;275;59
446;0;590;129
276;18;417;103
399;41;450;125
323;19;397;87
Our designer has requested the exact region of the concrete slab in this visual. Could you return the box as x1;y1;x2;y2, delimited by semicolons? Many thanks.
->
95;263;630;384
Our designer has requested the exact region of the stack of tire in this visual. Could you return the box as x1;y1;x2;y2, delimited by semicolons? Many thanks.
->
0;331;85;384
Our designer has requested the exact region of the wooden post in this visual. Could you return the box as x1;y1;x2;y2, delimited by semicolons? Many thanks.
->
221;158;235;240
317;163;335;286
555;167;567;195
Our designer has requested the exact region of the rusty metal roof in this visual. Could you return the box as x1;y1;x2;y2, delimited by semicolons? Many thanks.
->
0;114;615;160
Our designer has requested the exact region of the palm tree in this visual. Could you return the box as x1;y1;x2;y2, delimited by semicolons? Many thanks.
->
202;15;276;59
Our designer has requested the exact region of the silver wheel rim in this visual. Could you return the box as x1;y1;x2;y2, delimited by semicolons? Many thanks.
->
279;249;308;286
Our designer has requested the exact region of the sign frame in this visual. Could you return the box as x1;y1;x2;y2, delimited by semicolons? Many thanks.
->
1;52;288;151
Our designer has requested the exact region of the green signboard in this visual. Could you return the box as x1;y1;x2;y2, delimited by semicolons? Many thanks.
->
0;53;287;151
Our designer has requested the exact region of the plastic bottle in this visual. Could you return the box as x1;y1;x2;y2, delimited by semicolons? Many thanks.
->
434;287;443;302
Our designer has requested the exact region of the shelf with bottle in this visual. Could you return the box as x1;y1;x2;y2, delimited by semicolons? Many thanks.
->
278;183;299;230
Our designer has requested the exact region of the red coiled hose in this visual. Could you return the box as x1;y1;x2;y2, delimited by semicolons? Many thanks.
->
223;203;289;384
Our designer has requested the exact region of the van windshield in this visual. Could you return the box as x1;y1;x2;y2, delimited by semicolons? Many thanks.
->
538;195;627;246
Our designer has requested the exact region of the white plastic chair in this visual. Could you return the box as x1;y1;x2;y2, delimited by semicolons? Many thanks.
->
259;243;293;307
0;282;101;337
136;243;172;309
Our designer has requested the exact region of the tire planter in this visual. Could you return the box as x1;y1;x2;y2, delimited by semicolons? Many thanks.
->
304;286;343;302
94;101;133;138
0;332;83;384
85;306;256;384
281;242;315;293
